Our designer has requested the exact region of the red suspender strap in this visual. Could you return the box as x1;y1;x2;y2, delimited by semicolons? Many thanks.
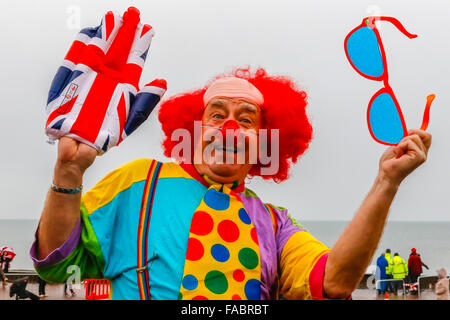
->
136;160;162;300
264;204;278;236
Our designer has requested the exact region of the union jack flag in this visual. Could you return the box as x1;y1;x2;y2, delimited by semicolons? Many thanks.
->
45;7;166;153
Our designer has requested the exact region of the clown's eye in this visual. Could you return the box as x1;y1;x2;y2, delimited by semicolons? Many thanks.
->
240;118;251;124
212;114;224;119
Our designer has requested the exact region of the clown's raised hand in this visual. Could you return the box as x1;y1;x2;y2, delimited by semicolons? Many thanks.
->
45;7;166;154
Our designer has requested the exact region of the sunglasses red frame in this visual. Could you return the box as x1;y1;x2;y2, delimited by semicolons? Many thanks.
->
344;16;434;146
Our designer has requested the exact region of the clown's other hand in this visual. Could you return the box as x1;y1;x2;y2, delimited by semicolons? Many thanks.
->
45;7;166;154
378;129;431;187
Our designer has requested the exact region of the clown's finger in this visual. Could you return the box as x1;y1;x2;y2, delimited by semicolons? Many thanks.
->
397;137;427;163
406;133;427;156
408;129;432;151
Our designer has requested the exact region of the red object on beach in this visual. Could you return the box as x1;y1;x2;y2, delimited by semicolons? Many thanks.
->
0;246;16;260
83;279;110;300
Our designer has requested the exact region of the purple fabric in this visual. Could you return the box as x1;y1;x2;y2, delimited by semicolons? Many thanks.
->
272;208;307;263
239;194;277;300
239;193;305;300
30;218;82;269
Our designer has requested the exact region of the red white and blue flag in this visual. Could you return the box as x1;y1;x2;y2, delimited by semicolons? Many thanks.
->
45;7;166;153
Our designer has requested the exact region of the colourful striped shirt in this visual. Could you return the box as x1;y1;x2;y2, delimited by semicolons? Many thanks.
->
30;159;331;300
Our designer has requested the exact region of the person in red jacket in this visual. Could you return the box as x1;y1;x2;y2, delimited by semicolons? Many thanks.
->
0;265;7;287
408;248;429;283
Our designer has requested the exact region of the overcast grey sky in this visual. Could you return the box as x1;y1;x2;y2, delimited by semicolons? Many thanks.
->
0;0;449;221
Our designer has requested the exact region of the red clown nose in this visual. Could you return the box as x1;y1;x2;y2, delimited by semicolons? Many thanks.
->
220;120;240;135
220;120;241;148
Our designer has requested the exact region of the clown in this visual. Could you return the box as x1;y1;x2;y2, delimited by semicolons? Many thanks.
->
31;8;431;300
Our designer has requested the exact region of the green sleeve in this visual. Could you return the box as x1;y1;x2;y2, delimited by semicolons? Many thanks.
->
35;205;106;283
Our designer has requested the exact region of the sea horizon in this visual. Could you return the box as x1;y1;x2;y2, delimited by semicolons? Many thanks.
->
1;219;449;274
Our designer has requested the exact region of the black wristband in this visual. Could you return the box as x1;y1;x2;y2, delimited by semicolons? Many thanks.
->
50;183;83;194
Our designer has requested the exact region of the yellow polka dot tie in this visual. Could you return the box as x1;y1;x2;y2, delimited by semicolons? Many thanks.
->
178;184;262;300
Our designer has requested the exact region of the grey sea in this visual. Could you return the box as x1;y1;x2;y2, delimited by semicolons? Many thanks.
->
0;219;449;276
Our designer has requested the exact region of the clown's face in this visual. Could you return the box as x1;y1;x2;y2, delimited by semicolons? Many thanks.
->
194;97;261;184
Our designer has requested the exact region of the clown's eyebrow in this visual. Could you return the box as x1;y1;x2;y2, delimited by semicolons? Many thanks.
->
208;99;227;109
207;100;229;114
207;99;259;114
238;102;258;114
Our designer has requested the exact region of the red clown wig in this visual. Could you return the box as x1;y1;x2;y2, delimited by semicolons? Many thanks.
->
158;67;313;183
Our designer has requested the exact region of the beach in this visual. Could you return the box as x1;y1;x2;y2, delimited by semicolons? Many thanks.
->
0;270;441;300
0;282;438;301
1;219;448;300
0;283;85;301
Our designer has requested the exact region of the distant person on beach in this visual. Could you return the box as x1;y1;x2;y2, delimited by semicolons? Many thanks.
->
376;253;388;295
384;249;394;293
0;265;7;287
38;277;47;298
9;277;39;300
30;6;432;300
392;253;408;294
435;268;449;300
408;248;429;283
64;282;76;297
1;251;11;273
